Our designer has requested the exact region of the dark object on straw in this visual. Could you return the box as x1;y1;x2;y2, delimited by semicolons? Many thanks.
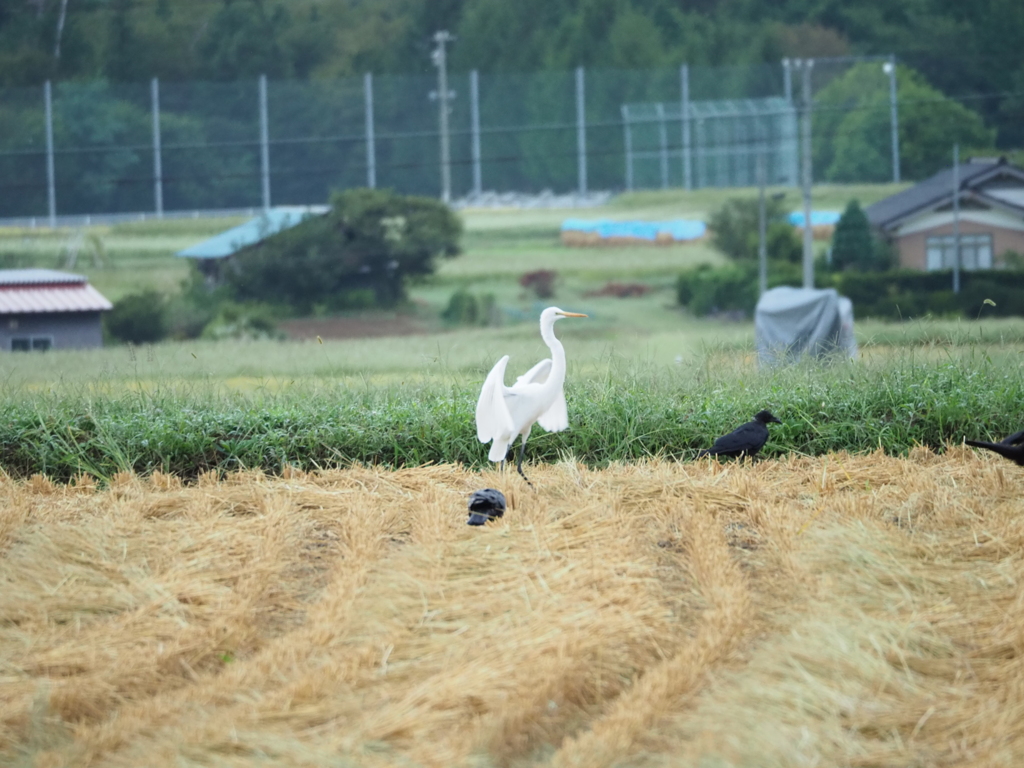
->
467;488;507;526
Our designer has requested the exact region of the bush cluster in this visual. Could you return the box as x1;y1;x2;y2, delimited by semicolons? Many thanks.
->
676;266;1024;320
104;189;462;345
442;289;501;326
676;261;802;316
225;188;462;313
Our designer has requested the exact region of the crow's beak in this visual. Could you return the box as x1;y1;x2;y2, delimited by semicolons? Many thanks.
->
771;416;783;424
467;512;492;526
557;312;588;317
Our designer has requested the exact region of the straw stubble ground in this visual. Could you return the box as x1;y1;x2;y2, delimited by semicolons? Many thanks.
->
1;449;1023;767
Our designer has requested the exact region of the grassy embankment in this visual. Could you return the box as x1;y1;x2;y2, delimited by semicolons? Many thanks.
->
6;183;1020;480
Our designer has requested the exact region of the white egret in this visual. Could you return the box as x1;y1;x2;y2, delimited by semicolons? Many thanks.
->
475;306;587;486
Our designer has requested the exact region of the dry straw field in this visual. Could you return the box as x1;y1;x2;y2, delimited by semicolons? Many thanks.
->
2;449;1024;767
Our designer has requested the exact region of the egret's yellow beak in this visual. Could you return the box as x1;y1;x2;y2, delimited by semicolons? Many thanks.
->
557;312;588;318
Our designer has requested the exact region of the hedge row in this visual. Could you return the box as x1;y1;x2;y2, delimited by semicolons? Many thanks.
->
677;265;1024;319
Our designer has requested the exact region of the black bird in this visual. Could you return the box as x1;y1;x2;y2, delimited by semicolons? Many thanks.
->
467;488;507;526
697;410;782;459
964;429;1024;466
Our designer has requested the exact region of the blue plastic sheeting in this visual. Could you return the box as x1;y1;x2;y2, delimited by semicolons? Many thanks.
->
787;210;842;227
561;218;706;241
176;206;328;259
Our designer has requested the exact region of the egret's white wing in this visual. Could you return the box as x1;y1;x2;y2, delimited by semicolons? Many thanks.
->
536;387;569;432
476;355;515;442
513;358;552;388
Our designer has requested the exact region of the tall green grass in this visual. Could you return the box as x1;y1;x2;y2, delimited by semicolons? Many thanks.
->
2;349;1020;481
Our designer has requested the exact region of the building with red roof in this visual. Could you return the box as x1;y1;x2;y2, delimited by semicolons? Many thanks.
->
0;269;112;351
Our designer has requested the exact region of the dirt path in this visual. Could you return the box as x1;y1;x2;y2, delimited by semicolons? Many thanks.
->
2;449;1023;766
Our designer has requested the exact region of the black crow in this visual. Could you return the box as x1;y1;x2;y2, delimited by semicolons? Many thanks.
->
964;429;1024;467
697;410;782;459
467;488;507;525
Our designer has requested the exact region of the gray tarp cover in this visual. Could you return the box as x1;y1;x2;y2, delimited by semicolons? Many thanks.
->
755;286;857;365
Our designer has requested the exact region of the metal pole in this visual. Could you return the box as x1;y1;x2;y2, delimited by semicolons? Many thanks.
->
885;55;900;184
952;143;961;294
432;31;454;203
151;77;163;216
470;69;481;197
758;150;767;297
258;74;271;210
681;64;692;190
364;72;376;189
621;105;633;191
44;80;56;227
782;59;792;103
576;66;587;196
800;59;814;289
657;102;668;189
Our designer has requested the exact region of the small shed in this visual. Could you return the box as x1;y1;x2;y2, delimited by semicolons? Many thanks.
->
0;269;112;352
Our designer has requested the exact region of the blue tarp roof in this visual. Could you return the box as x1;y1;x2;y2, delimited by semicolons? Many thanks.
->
176;206;328;259
787;210;842;227
561;218;706;241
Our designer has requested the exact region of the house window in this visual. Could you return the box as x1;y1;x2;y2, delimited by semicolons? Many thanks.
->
11;336;53;352
925;234;993;271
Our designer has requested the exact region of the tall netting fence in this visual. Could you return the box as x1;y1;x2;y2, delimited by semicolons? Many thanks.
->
0;59;904;221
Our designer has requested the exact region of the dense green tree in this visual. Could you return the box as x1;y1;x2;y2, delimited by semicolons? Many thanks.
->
830;200;876;271
816;63;995;182
710;195;800;262
226;188;462;310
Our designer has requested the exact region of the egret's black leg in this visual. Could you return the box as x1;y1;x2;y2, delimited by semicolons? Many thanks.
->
516;438;534;488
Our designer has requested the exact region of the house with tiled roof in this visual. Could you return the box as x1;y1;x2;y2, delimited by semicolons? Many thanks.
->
0;269;112;351
866;157;1024;272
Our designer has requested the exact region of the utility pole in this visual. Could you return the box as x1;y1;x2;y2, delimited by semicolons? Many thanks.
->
884;56;900;184
952;143;961;294
431;31;455;204
798;58;814;289
757;149;767;297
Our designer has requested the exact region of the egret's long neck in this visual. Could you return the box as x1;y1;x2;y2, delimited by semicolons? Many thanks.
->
541;319;567;386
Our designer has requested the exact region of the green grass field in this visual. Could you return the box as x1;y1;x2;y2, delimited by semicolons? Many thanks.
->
5;182;1022;480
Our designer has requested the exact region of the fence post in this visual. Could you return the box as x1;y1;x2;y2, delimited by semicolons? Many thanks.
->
44;80;56;227
576;66;587;196
364;72;376;189
621;105;633;191
799;59;814;289
657;102;668;189
952;143;961;294
680;64;692;190
151;77;164;217
432;31;454;204
470;69;482;198
259;74;271;210
885;55;900;184
783;58;799;186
